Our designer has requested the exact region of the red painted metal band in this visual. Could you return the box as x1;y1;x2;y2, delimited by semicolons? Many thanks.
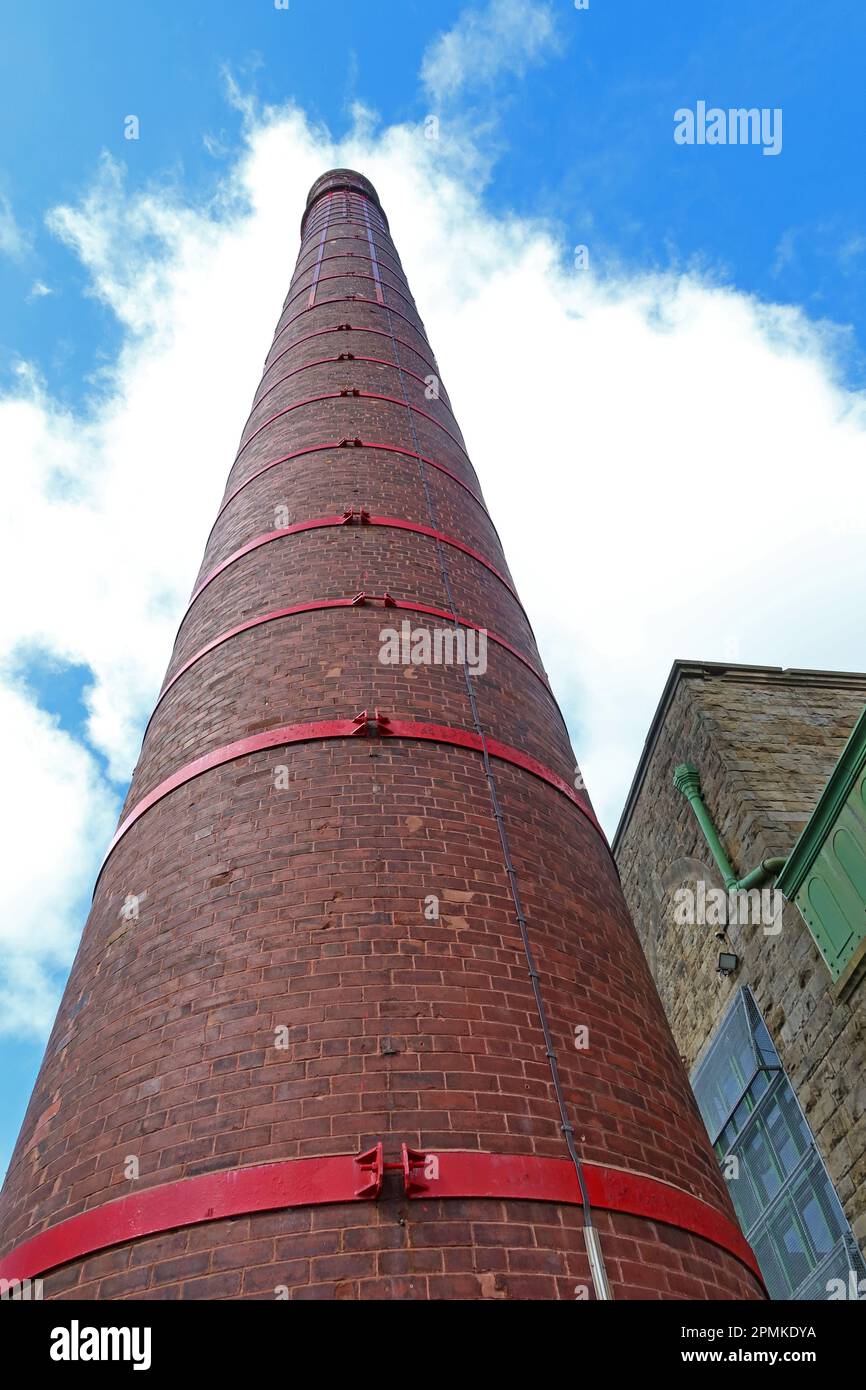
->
390;603;544;680
247;356;451;425
278;272;414;318
97;715;600;880
273;285;422;345
305;210;386;233
0;1150;760;1286
303;215;385;239
0;1153;372;1285
407;1152;762;1284
301;224;388;249
157;600;355;707
306;191;384;216
267;297;426;365
288;271;415;316
188;515;515;609
380;719;601;833
294;236;403;279
214;440;482;532
298;222;395;252
235;391;468;465
305;194;384;219
307;198;384;213
271;290;422;355
290;251;397;286
288;271;412;317
306;204;385;223
152;598;547;722
260;326;440;399
99;718;361;870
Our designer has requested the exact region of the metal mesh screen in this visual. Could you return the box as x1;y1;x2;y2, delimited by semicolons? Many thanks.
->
691;988;865;1300
691;991;778;1143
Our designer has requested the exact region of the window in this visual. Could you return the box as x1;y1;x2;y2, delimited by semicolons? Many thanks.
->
692;990;865;1299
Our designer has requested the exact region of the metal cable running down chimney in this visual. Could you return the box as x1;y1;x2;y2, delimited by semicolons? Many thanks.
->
371;220;612;1298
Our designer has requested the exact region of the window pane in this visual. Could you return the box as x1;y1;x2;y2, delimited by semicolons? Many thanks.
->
764;1098;801;1176
749;1068;770;1104
742;1120;783;1203
691;990;864;1299
770;1200;812;1290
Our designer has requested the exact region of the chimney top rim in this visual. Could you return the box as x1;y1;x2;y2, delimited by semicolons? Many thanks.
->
301;169;388;233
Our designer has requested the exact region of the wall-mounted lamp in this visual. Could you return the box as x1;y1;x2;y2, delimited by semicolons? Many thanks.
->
717;951;738;976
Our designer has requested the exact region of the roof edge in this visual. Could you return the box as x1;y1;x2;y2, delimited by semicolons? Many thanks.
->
611;660;866;856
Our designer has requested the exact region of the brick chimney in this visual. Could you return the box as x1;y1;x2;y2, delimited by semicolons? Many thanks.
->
0;171;763;1301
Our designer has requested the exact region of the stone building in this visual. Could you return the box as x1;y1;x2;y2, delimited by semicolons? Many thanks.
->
614;660;866;1299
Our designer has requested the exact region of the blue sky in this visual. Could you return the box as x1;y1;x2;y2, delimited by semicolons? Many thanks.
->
4;0;865;407
0;0;864;1177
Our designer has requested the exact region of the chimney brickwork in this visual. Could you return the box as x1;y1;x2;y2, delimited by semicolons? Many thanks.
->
0;172;763;1301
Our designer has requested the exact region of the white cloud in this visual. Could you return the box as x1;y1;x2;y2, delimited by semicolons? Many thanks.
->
0;192;28;260
0;685;116;1036
28;279;53;299
421;0;560;105
0;96;864;1043
203;130;232;159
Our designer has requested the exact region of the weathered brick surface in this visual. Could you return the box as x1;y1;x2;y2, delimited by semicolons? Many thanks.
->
39;1199;753;1301
198;456;505;593
614;662;866;1253
0;174;761;1299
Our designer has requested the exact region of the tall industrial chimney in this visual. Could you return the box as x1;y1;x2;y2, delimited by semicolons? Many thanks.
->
0;171;763;1300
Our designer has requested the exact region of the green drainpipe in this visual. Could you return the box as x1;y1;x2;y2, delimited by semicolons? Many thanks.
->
673;763;786;892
